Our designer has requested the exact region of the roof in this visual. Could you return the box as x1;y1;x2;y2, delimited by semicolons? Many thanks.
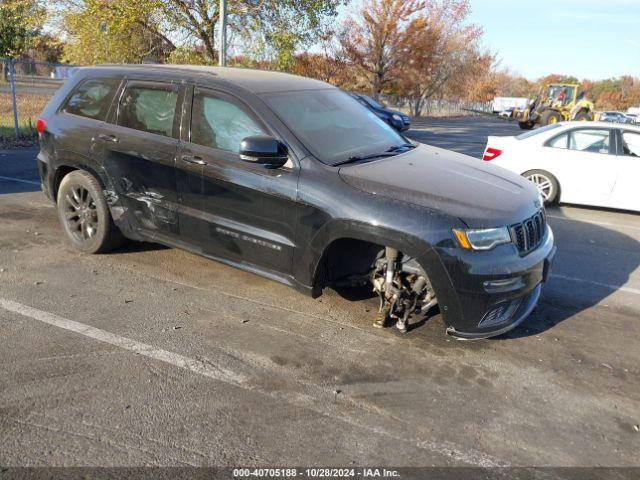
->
558;121;640;130
87;64;333;94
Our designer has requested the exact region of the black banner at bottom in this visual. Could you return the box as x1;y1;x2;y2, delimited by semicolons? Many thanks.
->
1;467;639;480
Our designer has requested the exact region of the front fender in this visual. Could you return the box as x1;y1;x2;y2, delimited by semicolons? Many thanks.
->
293;218;464;329
299;218;432;288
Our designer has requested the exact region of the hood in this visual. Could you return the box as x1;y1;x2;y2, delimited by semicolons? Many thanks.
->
338;143;541;228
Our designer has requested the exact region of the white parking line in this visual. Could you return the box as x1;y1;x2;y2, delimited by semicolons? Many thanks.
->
0;298;247;385
0;175;40;186
547;215;640;232
550;274;640;296
0;297;506;467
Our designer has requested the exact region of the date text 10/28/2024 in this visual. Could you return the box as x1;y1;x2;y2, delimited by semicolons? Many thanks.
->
233;468;401;478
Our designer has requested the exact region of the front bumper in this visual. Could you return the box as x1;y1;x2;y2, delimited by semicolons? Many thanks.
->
391;120;410;132
432;227;556;339
446;282;542;339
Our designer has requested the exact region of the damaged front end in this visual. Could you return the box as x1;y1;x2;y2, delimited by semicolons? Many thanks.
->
371;247;437;333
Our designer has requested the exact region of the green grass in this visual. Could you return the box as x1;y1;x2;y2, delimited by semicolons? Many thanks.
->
0;93;50;139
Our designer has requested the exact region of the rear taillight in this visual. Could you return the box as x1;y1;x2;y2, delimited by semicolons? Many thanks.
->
482;147;502;161
36;118;46;134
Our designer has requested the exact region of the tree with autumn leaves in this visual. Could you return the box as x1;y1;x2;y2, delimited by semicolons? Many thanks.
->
56;0;344;68
7;0;639;113
331;0;493;114
338;0;422;100
396;0;487;115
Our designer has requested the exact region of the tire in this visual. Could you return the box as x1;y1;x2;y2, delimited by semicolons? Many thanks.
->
540;110;562;126
518;121;535;130
522;169;559;205
574;111;592;122
57;170;124;253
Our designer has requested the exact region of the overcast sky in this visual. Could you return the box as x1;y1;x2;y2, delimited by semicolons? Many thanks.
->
336;0;640;81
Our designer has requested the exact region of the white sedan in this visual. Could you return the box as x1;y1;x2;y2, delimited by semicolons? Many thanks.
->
482;122;640;212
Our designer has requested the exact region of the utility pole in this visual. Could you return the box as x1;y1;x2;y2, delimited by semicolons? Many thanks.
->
8;59;20;138
219;0;227;67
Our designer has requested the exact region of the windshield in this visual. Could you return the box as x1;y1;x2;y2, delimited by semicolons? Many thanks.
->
516;123;563;140
264;89;406;165
361;95;385;109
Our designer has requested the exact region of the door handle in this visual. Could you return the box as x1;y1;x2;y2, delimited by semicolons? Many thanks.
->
97;133;119;143
181;154;207;165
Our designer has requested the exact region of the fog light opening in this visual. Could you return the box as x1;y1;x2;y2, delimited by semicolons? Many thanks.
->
479;298;523;328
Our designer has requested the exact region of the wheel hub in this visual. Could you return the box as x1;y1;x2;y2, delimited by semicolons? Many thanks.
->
526;173;553;201
63;186;98;242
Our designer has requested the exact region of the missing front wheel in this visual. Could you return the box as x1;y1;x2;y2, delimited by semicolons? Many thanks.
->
370;247;437;333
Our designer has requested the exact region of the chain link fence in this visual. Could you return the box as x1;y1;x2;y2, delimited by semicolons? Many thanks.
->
378;93;492;117
0;59;76;142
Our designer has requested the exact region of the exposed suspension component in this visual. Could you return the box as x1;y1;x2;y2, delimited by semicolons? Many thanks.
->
371;247;437;333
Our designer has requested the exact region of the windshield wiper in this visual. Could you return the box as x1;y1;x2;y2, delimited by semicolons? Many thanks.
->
333;143;416;166
333;151;400;166
386;143;416;152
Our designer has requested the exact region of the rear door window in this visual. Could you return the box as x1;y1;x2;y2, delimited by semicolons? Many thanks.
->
62;78;121;121
568;129;611;154
117;82;180;137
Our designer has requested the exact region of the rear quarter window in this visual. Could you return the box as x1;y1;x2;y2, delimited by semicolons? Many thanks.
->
621;131;640;156
62;78;121;121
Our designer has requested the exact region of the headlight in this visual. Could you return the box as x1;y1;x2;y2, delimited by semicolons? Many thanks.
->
392;114;402;122
453;227;512;251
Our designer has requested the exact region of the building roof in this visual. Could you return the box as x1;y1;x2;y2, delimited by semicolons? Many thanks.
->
88;64;333;94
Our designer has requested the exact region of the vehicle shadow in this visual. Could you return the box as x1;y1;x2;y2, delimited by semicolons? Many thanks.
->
112;240;169;254
498;206;640;339
332;285;376;301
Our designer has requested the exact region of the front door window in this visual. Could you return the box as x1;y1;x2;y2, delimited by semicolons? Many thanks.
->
191;89;265;153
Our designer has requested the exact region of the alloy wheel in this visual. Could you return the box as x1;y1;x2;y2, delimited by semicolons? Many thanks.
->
526;173;553;201
62;185;99;242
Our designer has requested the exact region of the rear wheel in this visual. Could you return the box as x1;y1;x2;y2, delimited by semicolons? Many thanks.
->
522;169;559;205
574;111;592;122
540;110;563;126
57;170;124;253
518;121;535;130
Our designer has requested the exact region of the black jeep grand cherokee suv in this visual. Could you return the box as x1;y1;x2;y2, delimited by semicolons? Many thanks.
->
36;65;555;339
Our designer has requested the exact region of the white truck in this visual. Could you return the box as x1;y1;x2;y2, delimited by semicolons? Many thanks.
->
492;97;529;114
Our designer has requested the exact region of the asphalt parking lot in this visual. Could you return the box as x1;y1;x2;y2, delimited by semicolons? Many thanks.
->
1;117;639;468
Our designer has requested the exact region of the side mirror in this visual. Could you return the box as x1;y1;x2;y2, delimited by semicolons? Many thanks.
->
239;135;288;168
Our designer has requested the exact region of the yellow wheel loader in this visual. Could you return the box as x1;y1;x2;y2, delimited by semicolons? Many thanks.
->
513;84;594;130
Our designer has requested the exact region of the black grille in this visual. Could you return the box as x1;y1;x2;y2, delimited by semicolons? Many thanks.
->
511;210;546;254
